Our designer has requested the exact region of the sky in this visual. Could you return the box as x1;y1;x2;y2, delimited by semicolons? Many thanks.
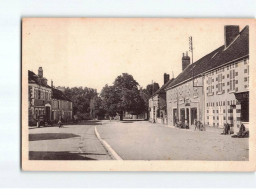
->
23;18;247;93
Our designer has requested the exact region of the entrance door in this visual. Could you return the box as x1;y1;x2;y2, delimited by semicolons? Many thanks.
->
180;108;185;123
191;108;197;125
45;106;51;121
186;108;189;126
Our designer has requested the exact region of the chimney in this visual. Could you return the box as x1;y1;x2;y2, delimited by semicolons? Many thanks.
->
164;73;170;84
224;25;240;48
38;67;43;78
51;80;53;88
182;52;190;71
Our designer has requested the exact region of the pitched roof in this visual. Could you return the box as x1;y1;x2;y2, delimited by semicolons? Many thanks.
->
52;87;72;102
28;70;51;88
166;25;249;90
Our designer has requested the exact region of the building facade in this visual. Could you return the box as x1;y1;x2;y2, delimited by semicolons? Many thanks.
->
149;74;174;124
166;25;249;133
28;67;73;126
28;68;52;125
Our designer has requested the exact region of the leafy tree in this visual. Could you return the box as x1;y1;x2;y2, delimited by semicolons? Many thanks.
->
63;86;97;120
90;95;106;119
101;73;146;120
145;82;160;96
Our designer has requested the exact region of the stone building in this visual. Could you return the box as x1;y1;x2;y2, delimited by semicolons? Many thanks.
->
149;73;174;124
204;25;249;133
28;67;52;125
28;67;73;125
166;25;249;133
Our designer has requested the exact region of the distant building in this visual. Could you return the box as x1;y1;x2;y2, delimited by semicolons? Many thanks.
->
28;67;52;125
51;86;73;122
165;25;249;133
149;73;174;124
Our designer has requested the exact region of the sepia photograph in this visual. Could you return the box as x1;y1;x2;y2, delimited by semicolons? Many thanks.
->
22;18;256;171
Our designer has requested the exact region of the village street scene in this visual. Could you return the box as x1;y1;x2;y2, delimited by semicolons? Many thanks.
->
26;20;249;161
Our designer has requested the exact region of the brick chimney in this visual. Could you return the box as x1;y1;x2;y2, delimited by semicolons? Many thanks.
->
224;25;240;48
38;67;43;78
182;52;190;71
164;73;170;84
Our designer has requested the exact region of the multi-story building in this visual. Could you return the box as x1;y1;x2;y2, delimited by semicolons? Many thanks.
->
149;73;174;124
28;67;73;125
28;67;52;125
166;25;249;133
204;26;249;133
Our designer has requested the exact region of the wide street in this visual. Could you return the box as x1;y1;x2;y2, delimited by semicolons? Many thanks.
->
29;120;249;161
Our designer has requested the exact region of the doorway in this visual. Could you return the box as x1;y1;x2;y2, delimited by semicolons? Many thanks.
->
45;106;51;121
186;108;189;126
191;107;197;125
180;108;185;123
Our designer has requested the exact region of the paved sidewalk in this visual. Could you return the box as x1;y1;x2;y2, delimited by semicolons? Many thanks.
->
29;123;112;160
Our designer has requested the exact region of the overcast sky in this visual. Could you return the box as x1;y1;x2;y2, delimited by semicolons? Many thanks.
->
23;18;247;93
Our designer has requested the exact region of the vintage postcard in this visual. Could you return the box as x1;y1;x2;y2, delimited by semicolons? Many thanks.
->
22;18;256;171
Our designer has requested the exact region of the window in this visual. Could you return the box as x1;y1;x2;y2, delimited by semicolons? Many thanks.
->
230;69;235;91
244;69;248;73
207;77;213;94
217;74;223;93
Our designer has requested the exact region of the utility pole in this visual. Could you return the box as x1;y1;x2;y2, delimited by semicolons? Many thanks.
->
189;36;193;64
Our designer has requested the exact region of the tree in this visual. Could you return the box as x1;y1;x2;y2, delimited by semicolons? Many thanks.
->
90;95;106;119
64;86;97;120
145;82;160;96
101;73;146;120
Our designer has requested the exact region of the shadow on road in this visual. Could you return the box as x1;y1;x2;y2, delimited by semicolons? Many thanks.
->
121;119;147;123
68;120;103;126
29;151;95;160
29;133;80;141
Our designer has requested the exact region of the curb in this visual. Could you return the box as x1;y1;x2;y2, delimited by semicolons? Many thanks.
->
94;126;123;160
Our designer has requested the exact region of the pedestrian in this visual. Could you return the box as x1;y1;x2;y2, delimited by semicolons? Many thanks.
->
194;119;197;131
58;118;63;128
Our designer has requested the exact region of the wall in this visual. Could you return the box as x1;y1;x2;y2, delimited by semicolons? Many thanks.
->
204;57;249;133
166;77;204;128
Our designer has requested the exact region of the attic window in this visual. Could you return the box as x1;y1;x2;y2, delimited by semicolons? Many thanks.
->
211;52;218;59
